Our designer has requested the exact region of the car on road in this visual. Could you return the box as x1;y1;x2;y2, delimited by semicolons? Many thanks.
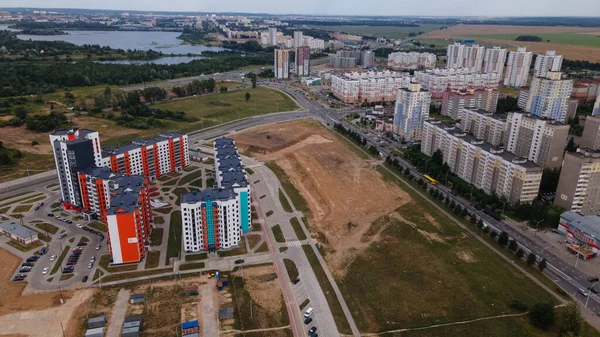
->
304;307;314;318
82;276;88;282
88;262;94;269
42;267;49;275
39;247;48;255
308;326;318;335
579;288;590;297
589;286;599;295
589;276;599;283
303;317;313;325
292;278;300;285
22;262;34;267
59;233;67;239
234;259;245;264
47;213;54;217
95;245;101;250
66;220;73;224
50;255;57;261
76;224;83;229
90;256;96;263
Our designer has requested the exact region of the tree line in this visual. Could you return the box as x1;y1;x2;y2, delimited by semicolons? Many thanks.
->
171;78;216;98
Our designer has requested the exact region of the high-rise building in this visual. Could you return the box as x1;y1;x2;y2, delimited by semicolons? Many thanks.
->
421;120;542;204
482;46;507;76
534;50;563;78
503;112;569;168
459;109;507;146
504;47;533;88
268;27;277;45
387;52;436;70
393;83;432;140
593;95;600;116
414;68;501;98
274;49;289;79
555;149;600;214
526;72;573;123
293;31;303;48
446;43;485;71
362;50;375;67
441;89;499;119
295;46;310;76
50;129;104;210
581;116;600;150
331;70;411;104
181;138;250;252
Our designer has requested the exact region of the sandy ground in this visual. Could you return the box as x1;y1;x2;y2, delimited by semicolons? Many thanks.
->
236;265;283;313
233;120;412;276
423;24;600;62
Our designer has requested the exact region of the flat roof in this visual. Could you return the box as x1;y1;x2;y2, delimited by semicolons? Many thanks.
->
181;188;237;203
561;211;600;239
0;221;38;239
102;132;185;157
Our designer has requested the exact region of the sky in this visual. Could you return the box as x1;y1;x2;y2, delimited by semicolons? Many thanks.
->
4;0;600;17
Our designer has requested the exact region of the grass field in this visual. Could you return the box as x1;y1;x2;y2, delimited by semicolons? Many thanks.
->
290;217;307;240
271;224;285;243
184;253;207;261
465;32;600;47
165;211;182;264
265;161;311;216
50;245;70;275
308;24;445;39
144;251;160;269
283;259;299;281
278;189;293;213
150;228;163;246
179;262;205;271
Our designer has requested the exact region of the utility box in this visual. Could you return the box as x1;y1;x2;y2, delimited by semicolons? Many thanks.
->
84;327;104;337
87;316;107;329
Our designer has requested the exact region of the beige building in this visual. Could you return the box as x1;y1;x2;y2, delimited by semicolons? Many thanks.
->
422;120;542;204
503;112;569;168
274;49;289;79
441;89;499;119
555;150;600;214
581;116;600;150
460;109;507;146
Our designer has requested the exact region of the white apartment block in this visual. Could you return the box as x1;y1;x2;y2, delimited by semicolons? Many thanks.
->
304;36;325;50
446;43;485;71
414;68;501;98
441;89;499;119
331;71;411;103
504;47;533;88
518;88;530;110
387;52;437;70
534;50;563;78
555;150;600;215
482;47;507;76
422;120;542;204
274;49;289;79
293;31;303;48
460;109;507;146
593;95;600;116
392;83;432;140
526;71;573;123
268;27;277;45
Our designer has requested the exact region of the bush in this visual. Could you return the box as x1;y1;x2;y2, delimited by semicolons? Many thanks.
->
516;248;525;258
529;303;555;330
508;239;518;251
509;299;529;312
527;252;537;265
31;140;39;146
489;230;498;240
498;231;509;246
559;301;583;337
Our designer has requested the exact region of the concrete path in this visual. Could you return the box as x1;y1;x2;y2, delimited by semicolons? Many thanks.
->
106;289;131;337
201;278;218;337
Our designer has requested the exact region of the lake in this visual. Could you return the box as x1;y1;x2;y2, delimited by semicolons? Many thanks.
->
96;56;205;65
9;28;225;55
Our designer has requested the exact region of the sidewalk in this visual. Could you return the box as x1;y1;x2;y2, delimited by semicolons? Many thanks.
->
0;170;57;193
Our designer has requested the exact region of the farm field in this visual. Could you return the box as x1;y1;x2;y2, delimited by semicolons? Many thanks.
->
307;24;445;39
421;24;600;62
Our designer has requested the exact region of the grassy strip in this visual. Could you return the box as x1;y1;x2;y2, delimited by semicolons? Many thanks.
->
7;240;40;252
145;251;161;269
93;268;104;281
50;245;70;275
256;242;269;253
77;236;89;244
247;234;262;249
279;189;293;213
165;211;182;264
60;274;74;281
99;254;138;273
302;244;352;334
87;221;107;232
266;210;274;217
35;223;58;235
178;169;204;185
0;191;35;203
100;268;173;283
150;228;163;246
299;299;310;310
246;168;254;175
290;217;307;240
272;224;285;243
154;216;165;225
265;161;311;216
206;178;215;188
0;194;45;208
184;253;208;261
218;244;248;257
154;207;172;214
190;178;203;189
179;262;206;271
283;259;299;280
13;204;33;213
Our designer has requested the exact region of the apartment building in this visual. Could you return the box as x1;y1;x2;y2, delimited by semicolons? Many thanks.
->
303;36;325;50
50;128;104;210
526;71;573;123
181;138;250;253
274;49;289;79
482;46;508;76
534;50;563;78
518;88;529;110
267;27;277;45
446;43;485;71
503;111;569;168
295;46;310;76
387;52;436;70
330;71;411;103
414;68;501;98
594;95;600;116
102;132;189;179
558;212;600;254
504;47;533;88
555;149;600;215
293;31;303;48
421;120;542;203
392;83;431;140
581;116;600;150
460;109;507;146
441;89;499;119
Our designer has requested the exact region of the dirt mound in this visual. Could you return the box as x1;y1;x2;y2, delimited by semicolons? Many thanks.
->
234;121;412;276
236;265;282;313
456;250;477;263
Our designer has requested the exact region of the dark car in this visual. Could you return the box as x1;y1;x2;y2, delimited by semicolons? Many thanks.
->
39;247;48;255
62;269;74;274
79;242;88;246
59;233;67;239
304;317;313;325
308;327;318;334
30;255;40;260
82;276;89;282
26;258;37;263
235;259;245;264
66;262;77;266
34;206;40;211
13;277;25;281
47;213;54;217
22;262;34;267
589;276;599;283
292;278;300;285
66;220;73;224
19;268;31;273
589;286;599;295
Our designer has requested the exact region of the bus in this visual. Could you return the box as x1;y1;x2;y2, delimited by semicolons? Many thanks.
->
423;174;437;185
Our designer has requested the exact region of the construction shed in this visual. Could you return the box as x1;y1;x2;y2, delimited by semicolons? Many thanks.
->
84;327;104;337
122;326;140;337
129;294;146;304
219;307;234;320
87;316;107;329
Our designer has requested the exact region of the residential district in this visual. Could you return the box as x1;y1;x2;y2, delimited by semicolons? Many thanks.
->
2;7;600;337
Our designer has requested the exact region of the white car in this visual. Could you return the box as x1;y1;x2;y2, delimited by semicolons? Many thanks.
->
76;224;83;229
95;245;101;250
42;267;49;275
76;246;84;250
87;262;94;269
49;255;57;261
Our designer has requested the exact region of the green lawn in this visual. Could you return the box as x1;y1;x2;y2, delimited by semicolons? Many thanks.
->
179;262;205;271
184;253;208;261
271;224;285;243
34;223;59;235
165;211;182;264
7;240;40;252
265;162;311;216
283;259;299;281
144;251;161;269
50;245;70;275
150;228;163;246
100;268;173;283
178;169;204;186
87;221;107;232
464;32;600;47
152;86;299;133
290;217;307;240
217;243;248;257
307;24;445;39
279;189;293;213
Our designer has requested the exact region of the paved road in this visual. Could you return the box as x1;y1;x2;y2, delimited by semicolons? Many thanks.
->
202;279;218;337
106;289;130;337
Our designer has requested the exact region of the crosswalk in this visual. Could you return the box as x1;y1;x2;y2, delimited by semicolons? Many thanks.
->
286;240;302;247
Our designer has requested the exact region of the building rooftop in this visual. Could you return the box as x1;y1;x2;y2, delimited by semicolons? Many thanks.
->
102;132;185;157
81;166;115;180
107;192;140;215
181;188;237;204
51;128;96;137
561;211;600;239
0;221;38;239
220;171;248;188
214;137;236;148
467;109;507;122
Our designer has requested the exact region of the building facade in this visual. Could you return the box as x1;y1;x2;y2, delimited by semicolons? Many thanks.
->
482;46;507;76
387;52;436;70
504;47;533;88
446;43;485;71
414;68;501;98
555;150;600;215
330;71;411;104
526;72;573;123
594;95;600;116
293;31;303;48
534;50;563;78
460;109;507;146
0;221;39;246
274;49;289;79
295;46;310;76
581;116;600;150
362;50;375;67
558;211;600;255
441;89;499;119
392;84;431;140
421;120;542;203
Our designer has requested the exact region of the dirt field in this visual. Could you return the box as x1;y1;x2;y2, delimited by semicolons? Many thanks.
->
422;24;600;62
233;120;412;276
0;248;94;337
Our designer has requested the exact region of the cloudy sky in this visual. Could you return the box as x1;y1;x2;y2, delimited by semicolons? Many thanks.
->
5;0;600;16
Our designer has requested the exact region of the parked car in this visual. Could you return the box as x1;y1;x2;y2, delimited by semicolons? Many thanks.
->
59;233;67;239
34;206;40;211
22;262;34;267
39;247;48;255
47;213;54;217
66;220;73;224
82;276;88;282
304;317;313;325
235;259;245;264
292;278;300;285
29;255;40;260
26;258;37;263
76;224;83;229
589;286;599;295
309;327;318;334
66;262;76;266
49;255;57;261
13;276;25;282
79;242;88;246
95;245;101;250
589;276;599;283
90;256;96;263
42;267;49;275
87;262;94;269
304;307;314;318
19;268;31;273
62;269;74;274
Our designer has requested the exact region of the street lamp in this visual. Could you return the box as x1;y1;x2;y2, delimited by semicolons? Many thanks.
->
586;281;599;308
500;200;509;220
533;219;545;236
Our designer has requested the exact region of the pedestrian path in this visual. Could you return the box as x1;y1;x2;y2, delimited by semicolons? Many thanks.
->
106;289;130;337
286;241;302;247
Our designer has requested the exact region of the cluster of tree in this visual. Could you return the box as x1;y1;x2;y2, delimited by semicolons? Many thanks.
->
258;69;274;79
285;20;419;27
407;31;425;37
333;123;379;156
497;96;521;113
515;35;543;42
20;28;67;35
563;59;600;72
25;111;69;132
177;23;220;44
568;114;583;136
0;51;272;98
139;87;167;102
171;78;216;98
0;141;22;166
279;27;332;41
529;301;584;336
10;21;121;31
245;72;258;87
221;40;266;53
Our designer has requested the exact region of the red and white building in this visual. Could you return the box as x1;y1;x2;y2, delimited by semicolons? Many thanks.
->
558;211;600;260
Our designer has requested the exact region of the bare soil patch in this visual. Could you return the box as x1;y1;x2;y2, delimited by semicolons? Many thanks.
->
457;250;478;263
233;120;412;277
234;265;282;313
